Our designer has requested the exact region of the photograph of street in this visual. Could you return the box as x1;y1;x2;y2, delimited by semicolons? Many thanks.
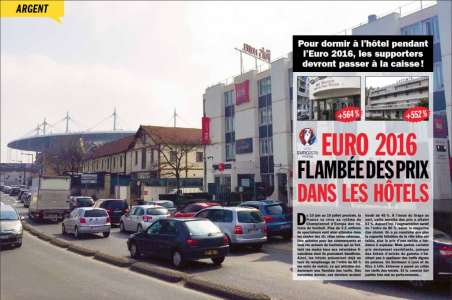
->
366;76;429;121
1;1;451;300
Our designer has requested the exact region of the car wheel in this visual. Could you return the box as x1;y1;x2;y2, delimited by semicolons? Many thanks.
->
120;222;125;233
211;256;225;266
62;224;66;235
74;226;80;239
129;242;140;258
102;231;110;238
16;242;22;248
172;250;184;268
137;224;143;233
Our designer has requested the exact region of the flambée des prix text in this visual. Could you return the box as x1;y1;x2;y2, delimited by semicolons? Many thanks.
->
297;132;430;204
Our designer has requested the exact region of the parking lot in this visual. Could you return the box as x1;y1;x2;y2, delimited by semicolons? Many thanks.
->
1;192;451;300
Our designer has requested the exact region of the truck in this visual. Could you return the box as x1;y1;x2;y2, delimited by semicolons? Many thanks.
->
29;176;71;222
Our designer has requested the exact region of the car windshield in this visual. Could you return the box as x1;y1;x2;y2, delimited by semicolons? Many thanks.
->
84;209;108;217
157;202;174;209
146;208;168;215
107;201;127;209
185;220;221;236
265;204;284;215
77;198;94;207
237;211;263;223
0;209;19;220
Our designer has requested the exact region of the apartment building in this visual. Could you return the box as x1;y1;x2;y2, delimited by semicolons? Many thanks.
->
366;77;429;120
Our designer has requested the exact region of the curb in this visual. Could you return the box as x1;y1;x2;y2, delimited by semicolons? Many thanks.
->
185;277;271;300
94;252;132;268
36;231;54;241
67;244;98;256
130;262;185;283
49;238;72;248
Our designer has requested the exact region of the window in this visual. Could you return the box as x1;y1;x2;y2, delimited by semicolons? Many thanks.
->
225;116;234;133
170;151;177;162
147;221;162;235
237;211;263;223
226;142;235;161
258;77;271;96
259;137;273;156
120;156;123;168
141;148;146;169
135;151;138;165
433;62;444;91
184;220;221;235
160;220;177;235
208;209;233;223
146;208;169;215
136;208;144;216
224;90;234;106
196;152;203;162
259;106;272;125
84;209;108;217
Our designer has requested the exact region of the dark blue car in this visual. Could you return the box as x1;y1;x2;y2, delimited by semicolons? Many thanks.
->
239;200;292;239
127;218;229;268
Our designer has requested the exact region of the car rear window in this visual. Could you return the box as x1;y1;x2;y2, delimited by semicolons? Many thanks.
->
146;208;168;215
237;211;263;223
84;209;108;217
106;200;127;209
185;220;221;236
265;204;284;215
77;198;94;207
158;202;174;209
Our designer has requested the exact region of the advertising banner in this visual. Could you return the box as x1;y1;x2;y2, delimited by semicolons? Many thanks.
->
201;116;211;145
235;80;250;105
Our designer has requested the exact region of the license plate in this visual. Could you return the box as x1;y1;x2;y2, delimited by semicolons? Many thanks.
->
204;250;218;256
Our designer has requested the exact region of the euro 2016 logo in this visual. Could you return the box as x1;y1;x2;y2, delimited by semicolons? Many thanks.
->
299;128;316;146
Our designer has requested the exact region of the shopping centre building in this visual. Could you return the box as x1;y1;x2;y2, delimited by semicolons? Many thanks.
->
366;77;429;120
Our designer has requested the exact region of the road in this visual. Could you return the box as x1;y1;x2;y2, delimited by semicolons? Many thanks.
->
0;232;216;300
1;193;451;300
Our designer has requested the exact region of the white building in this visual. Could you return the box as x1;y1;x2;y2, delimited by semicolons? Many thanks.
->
203;54;300;204
366;77;429;120
352;1;452;209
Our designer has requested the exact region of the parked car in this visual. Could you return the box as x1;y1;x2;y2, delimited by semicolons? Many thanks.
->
18;189;29;202
23;192;32;208
174;202;220;218
0;203;23;248
2;186;12;194
9;186;21;196
69;196;94;211
239;200;292;239
146;200;177;215
62;207;111;239
127;218;229;267
195;206;267;249
93;199;129;226
120;205;170;233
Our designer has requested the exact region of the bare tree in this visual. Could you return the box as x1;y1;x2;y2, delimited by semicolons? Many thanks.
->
43;137;86;175
154;134;200;194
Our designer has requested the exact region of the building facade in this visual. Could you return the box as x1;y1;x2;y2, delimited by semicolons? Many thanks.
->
0;163;38;186
366;77;429;120
352;1;452;208
204;54;299;204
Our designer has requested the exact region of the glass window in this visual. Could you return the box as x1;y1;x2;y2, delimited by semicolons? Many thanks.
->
141;148;146;169
226;142;235;161
224;90;234;106
196;152;203;162
433;62;444;91
196;210;209;218
259;138;273;156
0;209;18;220
225;116;234;133
84;209;108;217
136;208;144;216
147;221;162;235
170;151;177;162
159;220;177;235
146;208;169;215
77;197;94;207
265;204;284;215
207;209;233;223
258;77;271;96
237;211;263;223
184;220;222;236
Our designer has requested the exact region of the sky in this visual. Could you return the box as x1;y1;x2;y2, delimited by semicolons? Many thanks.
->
1;1;432;163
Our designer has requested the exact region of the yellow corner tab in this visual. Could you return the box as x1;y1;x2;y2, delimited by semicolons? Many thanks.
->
1;0;64;23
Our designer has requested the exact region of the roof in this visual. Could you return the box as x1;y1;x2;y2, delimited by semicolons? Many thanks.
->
140;125;201;145
84;135;134;160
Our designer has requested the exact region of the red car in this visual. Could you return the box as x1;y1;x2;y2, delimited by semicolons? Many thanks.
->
174;202;220;218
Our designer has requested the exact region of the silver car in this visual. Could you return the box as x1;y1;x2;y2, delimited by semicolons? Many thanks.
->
62;207;111;239
146;200;177;215
120;205;170;233
194;206;267;250
0;203;23;248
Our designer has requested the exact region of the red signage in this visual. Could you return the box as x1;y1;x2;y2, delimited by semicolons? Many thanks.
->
218;163;225;172
403;106;430;123
201;117;211;145
235;80;250;105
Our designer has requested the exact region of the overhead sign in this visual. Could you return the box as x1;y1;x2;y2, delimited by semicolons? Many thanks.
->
81;173;97;184
242;43;271;63
236;138;253;154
